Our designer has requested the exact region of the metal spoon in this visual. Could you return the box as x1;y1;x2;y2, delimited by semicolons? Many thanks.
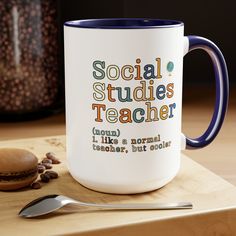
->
18;194;193;218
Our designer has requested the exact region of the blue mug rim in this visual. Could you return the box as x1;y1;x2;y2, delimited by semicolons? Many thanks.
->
64;18;184;29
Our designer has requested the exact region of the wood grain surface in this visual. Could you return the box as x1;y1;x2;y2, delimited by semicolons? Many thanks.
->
0;87;235;187
0;136;236;235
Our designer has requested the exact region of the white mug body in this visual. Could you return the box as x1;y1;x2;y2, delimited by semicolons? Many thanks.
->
64;23;184;194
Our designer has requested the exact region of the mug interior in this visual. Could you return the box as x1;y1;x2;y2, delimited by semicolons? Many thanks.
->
64;18;183;29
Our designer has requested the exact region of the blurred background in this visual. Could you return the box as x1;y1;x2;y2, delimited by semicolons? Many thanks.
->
60;0;235;88
0;0;234;121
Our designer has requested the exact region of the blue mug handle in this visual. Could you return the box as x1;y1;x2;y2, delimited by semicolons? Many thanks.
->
183;36;229;149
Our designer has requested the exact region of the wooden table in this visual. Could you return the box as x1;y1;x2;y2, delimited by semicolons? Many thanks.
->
0;87;235;185
0;86;235;235
1;136;236;236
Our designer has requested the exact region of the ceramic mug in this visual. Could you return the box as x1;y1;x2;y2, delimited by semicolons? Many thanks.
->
64;19;229;194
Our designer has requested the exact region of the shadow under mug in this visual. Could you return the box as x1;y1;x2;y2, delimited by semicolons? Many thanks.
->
64;18;229;194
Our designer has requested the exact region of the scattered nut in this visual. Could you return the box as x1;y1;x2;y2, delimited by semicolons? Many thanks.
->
45;170;58;179
42;163;52;169
40;173;50;183
52;159;61;164
46;152;61;164
31;152;61;189
46;152;55;159
37;164;46;173
42;158;52;164
31;181;41;189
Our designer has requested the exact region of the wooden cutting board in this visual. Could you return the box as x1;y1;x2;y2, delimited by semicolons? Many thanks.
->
0;135;236;236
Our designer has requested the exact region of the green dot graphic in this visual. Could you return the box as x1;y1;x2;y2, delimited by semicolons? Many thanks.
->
167;61;174;72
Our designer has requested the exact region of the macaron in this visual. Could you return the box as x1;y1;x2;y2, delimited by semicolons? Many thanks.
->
0;148;38;191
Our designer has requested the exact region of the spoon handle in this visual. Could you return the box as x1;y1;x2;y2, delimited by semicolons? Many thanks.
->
75;201;193;210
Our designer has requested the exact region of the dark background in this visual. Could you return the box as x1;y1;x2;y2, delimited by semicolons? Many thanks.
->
59;0;235;89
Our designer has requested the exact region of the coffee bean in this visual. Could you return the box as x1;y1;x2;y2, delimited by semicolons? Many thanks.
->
40;173;50;183
42;158;52;164
45;152;55;159
37;164;46;173
31;181;41;189
42;163;52;169
45;170;58;179
52;159;61;164
46;152;61;164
